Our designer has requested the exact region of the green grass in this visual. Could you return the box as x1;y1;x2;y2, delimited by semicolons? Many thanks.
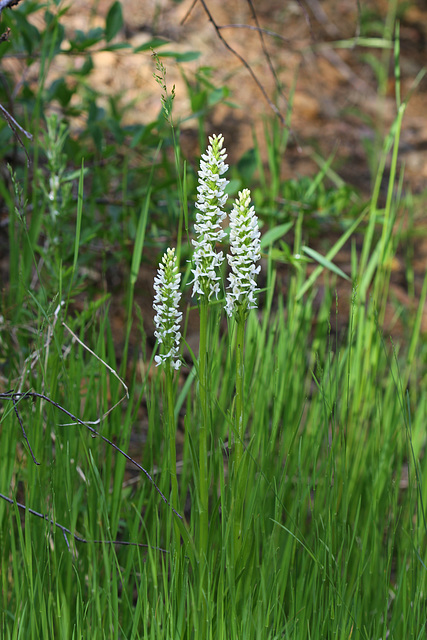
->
3;231;427;638
1;1;427;638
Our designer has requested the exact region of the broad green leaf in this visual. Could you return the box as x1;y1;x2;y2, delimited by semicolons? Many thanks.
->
296;207;367;300
133;38;169;52
302;245;350;280
102;43;132;52
105;1;123;43
260;222;293;249
159;50;201;62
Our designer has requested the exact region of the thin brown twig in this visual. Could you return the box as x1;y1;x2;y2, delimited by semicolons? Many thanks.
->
0;104;33;166
244;0;288;108
304;0;338;38
0;491;169;555
11;393;40;465
180;0;198;26
1;390;183;520
212;22;375;104
218;23;294;44
0;105;33;141
198;0;287;127
0;0;23;16
62;321;129;424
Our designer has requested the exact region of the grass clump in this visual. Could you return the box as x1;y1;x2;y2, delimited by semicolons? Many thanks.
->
1;2;427;639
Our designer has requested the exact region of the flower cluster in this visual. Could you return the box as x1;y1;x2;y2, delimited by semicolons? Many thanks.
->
225;189;261;320
153;248;182;370
154;137;262;370
190;134;229;300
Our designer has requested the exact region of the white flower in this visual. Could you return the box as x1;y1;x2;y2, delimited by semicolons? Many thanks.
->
153;248;182;370
189;134;229;300
225;189;261;320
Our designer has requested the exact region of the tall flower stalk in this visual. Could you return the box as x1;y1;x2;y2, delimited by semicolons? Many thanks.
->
190;133;228;300
153;247;182;548
225;188;261;557
190;133;229;582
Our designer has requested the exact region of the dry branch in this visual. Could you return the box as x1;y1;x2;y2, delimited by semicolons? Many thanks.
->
0;390;183;520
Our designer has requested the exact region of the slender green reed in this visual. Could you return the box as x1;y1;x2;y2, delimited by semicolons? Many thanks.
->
233;315;245;509
197;298;209;563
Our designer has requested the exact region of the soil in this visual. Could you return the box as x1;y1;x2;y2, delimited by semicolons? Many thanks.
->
48;0;427;194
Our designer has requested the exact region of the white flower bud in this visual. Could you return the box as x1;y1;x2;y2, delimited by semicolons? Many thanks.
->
153;248;182;370
225;189;261;319
189;134;229;300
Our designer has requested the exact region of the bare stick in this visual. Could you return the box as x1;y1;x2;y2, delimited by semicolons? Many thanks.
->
218;23;294;44
62;321;129;423
0;491;169;555
1;390;183;520
0;104;32;166
12;394;40;465
244;0;288;109
219;24;372;97
180;0;198;26
0;106;32;140
180;0;314;129
0;0;23;16
198;0;287;127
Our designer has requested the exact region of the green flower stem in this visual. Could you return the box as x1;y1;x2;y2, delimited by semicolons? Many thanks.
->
198;299;210;637
233;316;246;557
198;299;209;567
165;365;180;550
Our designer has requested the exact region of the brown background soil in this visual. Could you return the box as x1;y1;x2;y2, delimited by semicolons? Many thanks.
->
11;0;426;194
43;0;427;195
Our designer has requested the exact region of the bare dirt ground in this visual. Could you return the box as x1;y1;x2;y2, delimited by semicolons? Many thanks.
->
51;0;427;195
